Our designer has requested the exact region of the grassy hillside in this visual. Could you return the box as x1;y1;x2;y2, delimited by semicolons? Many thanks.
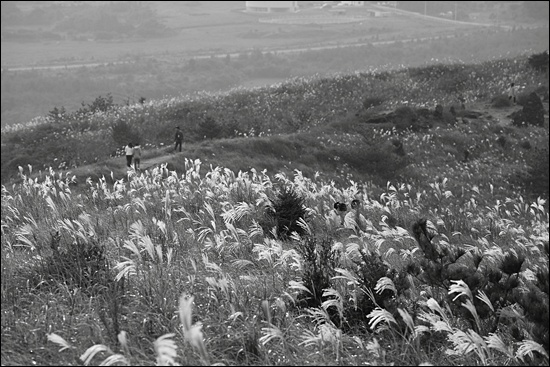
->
1;52;549;366
2;49;549;192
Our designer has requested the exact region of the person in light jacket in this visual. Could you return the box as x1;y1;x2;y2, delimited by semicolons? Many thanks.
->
125;142;134;168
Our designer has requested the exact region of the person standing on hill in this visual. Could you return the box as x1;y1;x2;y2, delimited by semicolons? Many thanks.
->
174;126;184;152
507;82;517;105
125;142;134;168
133;142;142;170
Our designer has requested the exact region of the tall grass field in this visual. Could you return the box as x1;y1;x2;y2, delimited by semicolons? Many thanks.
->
1;49;549;365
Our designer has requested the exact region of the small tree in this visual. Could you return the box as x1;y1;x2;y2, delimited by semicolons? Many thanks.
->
296;236;338;310
528;51;549;73
265;186;307;239
47;106;66;122
78;94;116;114
523;140;549;199
198;116;220;140
89;93;115;112
112;119;141;147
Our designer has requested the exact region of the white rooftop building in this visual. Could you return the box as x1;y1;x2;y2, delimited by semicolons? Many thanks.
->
245;1;298;13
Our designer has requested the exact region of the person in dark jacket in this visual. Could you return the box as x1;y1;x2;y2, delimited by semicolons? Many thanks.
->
174;126;184;152
507;82;517;105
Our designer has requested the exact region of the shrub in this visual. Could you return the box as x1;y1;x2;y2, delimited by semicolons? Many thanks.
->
491;94;512;108
295;236;338;310
520;140;532;150
198;116;221;140
362;96;384;110
112;119;141;147
392;106;432;131
264;186;307;240
344;249;408;331
392;139;406;156
334;143;410;184
496;135;507;148
77;94;116;114
47;106;67;123
410;218;470;293
512;92;545;127
408;217;549;343
523;140;550;199
435;65;470;93
516;269;550;352
441;109;458;125
528;51;549;73
35;231;110;291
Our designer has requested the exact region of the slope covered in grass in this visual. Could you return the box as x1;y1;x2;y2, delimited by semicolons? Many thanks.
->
2;52;548;198
1;52;549;366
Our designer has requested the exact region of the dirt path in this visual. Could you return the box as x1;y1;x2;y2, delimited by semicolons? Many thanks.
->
468;100;549;127
468;102;521;126
118;151;183;174
139;153;176;171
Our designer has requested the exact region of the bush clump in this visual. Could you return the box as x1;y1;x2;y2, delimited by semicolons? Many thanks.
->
344;249;409;332
296;236;338;310
491;94;513;108
264;186;307;239
112;119;141;147
35;231;110;291
362;96;384;110
523;140;550;199
528;51;549;73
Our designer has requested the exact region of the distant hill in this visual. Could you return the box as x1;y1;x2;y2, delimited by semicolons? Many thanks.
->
1;1;173;42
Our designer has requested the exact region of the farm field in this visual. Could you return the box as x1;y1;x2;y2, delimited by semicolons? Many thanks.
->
2;24;548;127
1;1;507;68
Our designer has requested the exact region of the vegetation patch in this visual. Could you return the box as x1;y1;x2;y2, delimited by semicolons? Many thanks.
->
1;48;549;366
